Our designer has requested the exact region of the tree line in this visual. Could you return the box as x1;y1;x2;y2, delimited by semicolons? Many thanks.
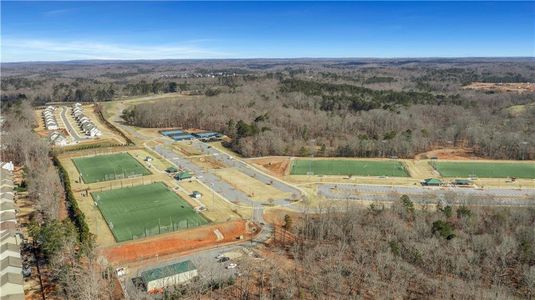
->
122;78;534;160
1;101;115;299
218;199;535;299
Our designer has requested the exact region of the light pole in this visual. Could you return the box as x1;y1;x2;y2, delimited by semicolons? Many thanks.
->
519;141;528;160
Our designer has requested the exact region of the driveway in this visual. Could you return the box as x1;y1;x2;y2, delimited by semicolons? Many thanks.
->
59;106;83;141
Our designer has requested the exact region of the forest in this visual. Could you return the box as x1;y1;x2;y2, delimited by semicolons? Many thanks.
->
2;58;535;160
118;60;534;159
215;201;535;299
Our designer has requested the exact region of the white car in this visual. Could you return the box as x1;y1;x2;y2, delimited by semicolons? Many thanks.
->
226;263;237;269
116;267;127;277
215;254;225;259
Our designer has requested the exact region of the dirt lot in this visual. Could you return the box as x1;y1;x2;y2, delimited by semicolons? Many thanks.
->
415;148;482;160
191;155;227;170
464;82;535;93
214;167;292;202
248;156;291;177
99;220;250;265
173;141;203;156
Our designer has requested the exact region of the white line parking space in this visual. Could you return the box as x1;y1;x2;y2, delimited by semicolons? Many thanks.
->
318;184;535;207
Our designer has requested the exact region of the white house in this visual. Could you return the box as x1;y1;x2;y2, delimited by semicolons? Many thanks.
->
0;272;24;300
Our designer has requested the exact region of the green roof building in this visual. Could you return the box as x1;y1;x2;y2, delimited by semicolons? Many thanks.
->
141;260;197;291
422;178;442;186
174;171;192;180
454;179;472;186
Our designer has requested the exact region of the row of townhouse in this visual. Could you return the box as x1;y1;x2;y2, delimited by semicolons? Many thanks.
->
49;131;68;146
72;103;102;137
0;167;24;300
42;106;58;130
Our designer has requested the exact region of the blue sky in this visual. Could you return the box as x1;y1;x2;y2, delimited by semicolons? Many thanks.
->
1;1;534;62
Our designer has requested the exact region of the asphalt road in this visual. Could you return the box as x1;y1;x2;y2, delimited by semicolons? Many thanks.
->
59;106;83;141
318;184;535;207
192;140;303;199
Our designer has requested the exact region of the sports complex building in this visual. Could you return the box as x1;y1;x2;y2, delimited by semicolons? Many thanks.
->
140;260;198;291
160;129;222;142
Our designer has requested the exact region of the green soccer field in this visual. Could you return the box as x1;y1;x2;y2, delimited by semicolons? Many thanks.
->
72;152;151;183
431;161;535;179
91;182;208;242
290;159;409;177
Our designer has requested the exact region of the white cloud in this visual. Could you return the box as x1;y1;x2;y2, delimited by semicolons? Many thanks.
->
43;8;77;17
1;38;232;62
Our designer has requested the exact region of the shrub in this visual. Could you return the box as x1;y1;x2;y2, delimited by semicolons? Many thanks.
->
432;220;455;240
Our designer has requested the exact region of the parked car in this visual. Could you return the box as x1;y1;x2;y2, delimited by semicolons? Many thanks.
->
226;263;237;269
218;257;230;263
116;267;127;277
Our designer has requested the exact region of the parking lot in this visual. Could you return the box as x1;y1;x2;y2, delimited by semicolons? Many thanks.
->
122;245;252;296
318;184;535;206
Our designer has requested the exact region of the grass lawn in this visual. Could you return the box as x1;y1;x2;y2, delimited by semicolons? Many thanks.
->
91;182;208;242
72;152;151;183
290;159;409;177
432;161;535;179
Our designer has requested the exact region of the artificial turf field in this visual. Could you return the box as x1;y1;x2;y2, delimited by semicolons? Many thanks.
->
290;159;409;177
72;152;151;183
432;161;535;179
91;182;208;242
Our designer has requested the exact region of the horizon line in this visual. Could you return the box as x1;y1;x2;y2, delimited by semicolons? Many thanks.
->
3;56;535;64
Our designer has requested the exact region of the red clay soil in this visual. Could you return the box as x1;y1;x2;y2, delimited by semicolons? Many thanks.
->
99;220;249;265
415;148;482;160
248;156;291;178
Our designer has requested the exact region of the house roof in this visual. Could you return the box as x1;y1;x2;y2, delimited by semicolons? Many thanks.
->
0;243;20;254
1;256;22;270
0;202;15;211
0;222;17;232
454;179;472;184
0;212;16;221
0;273;24;300
1;193;14;201
424;178;442;184
1;272;23;285
141;260;196;283
0;233;20;245
1;186;14;192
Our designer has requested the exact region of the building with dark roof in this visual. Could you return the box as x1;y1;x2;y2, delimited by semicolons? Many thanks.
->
421;178;443;186
141;260;197;291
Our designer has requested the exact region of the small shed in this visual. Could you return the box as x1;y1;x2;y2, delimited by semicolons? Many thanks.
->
141;260;198;291
174;171;192;181
422;178;442;186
